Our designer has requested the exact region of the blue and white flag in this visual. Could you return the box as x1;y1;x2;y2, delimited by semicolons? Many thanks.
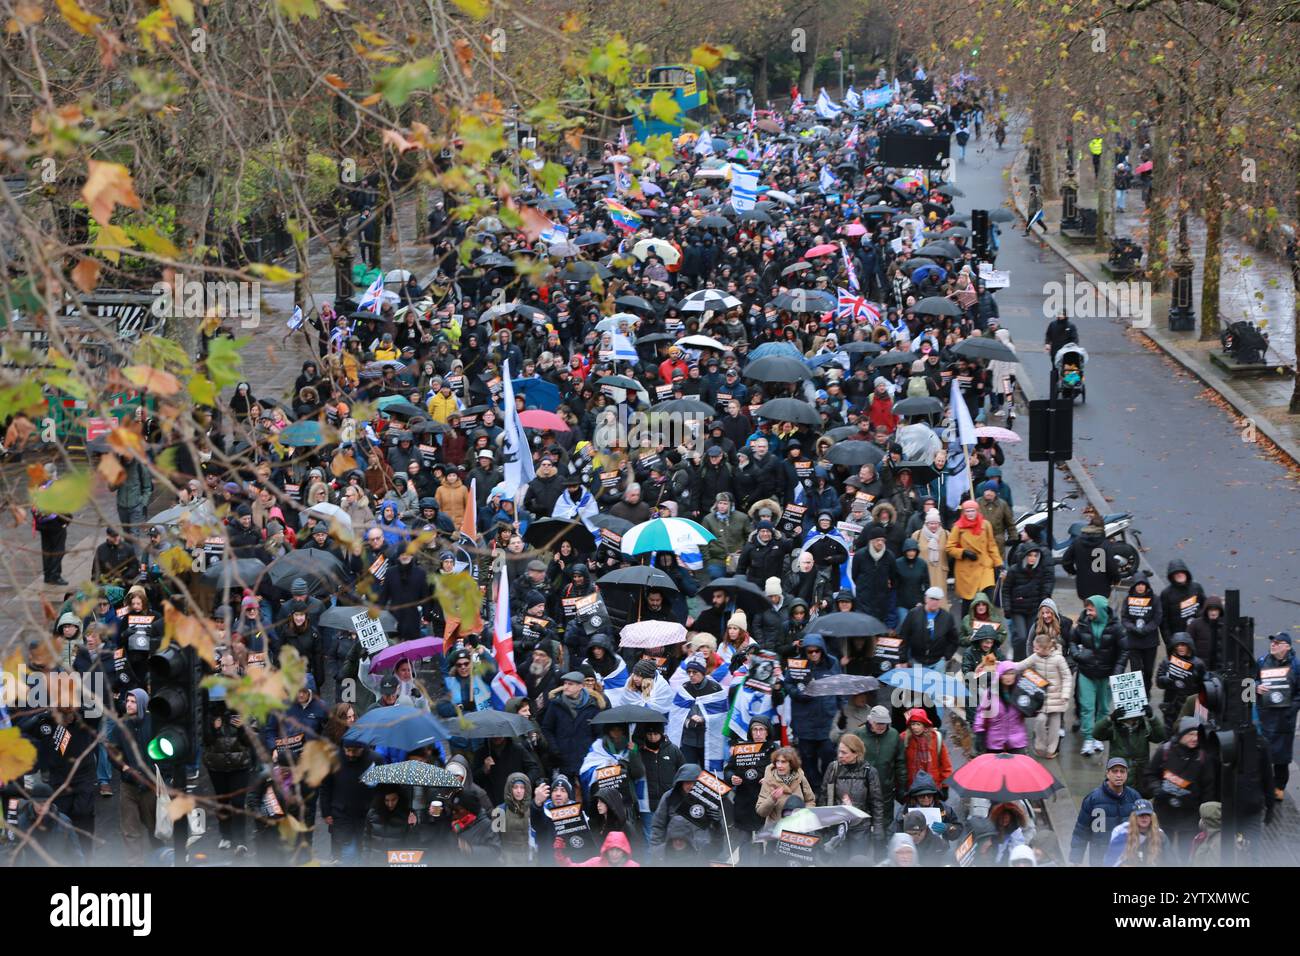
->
726;683;776;740
678;546;704;572
579;739;650;813
694;135;714;156
815;87;842;120
500;359;536;496
592;654;628;692
357;273;385;312
539;221;569;245
861;86;894;110
287;305;305;331
610;332;638;363
945;378;978;510
730;166;760;212
801;525;855;592
666;680;730;773
551;485;599;532
819;165;838;195
844;86;862;110
950;376;978;447
914;65;927;82
607;671;676;717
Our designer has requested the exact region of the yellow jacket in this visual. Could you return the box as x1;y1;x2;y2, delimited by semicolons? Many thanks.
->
946;516;1004;601
427;392;459;423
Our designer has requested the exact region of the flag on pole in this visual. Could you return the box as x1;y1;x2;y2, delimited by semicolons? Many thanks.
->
791;90;805;112
694;135;714;156
499;359;536;496
286;305;305;331
861;86;894;110
815;88;843;120
538;221;569;245
603;198;643;234
945;378;978;510
730;166;760;212
819;165;838;194
460;478;478;545
617;125;629;150
357;273;384;312
844;86;862;110
836;288;880;324
839;241;860;293
610;332;638;363
490;566;528;709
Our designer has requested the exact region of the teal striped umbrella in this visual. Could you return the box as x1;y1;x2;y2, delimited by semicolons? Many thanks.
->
620;517;714;556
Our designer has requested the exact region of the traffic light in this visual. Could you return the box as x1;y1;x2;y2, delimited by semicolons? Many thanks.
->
147;645;200;762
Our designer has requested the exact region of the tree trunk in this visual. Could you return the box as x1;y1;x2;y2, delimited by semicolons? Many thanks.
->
1147;91;1167;292
1096;111;1114;251
1199;186;1222;341
1039;103;1057;200
753;53;769;107
800;21;822;100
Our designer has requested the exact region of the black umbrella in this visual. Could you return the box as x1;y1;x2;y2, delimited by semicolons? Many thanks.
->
265;550;349;593
652;398;714;415
743;355;811;383
988;208;1016;223
739;208;773;224
446;710;538;739
840;340;884;355
636;332;676;346
348;310;380;321
699;215;731;229
475;252;514;268
701;576;769;616
199;558;267;590
411;420;449;436
869;350;921;368
559;261;600;281
318;605;398;632
933;184;964;198
912;296;962;318
381;401;426;419
591;705;668;726
951;337;1017;363
863;204;898;215
755;397;821;426
522;517;595;552
588;514;634;536
615;294;653;312
780;261;812;277
803;674;882;696
826;424;868;441
892;396;944;416
825;441;884;467
808;611;890;638
891;460;939;486
916;241;961;260
597;566;679;592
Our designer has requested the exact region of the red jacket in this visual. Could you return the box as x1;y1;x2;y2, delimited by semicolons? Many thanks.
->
867;394;899;432
555;831;640;867
658;358;689;384
904;726;953;791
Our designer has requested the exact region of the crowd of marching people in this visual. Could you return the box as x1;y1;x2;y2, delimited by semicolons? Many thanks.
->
6;64;1296;869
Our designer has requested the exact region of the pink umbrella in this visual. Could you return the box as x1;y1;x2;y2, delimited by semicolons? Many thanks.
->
619;620;688;648
370;637;445;671
973;425;1021;444
839;222;867;237
518;409;570;432
804;243;837;259
1134;160;1153;175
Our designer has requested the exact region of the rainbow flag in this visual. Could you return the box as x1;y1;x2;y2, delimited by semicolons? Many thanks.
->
603;198;643;234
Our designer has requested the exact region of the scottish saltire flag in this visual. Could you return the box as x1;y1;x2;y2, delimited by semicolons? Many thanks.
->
844;86;862;110
608;671;676;717
357;273;384;312
490;567;528;709
945;378;978;510
610;332;638;362
791;90;805;112
819;165;838;194
603;198;642;234
287;305;305;331
665;682;730;772
579;739;650;812
861;86;893;110
837;287;881;324
815;88;842;119
839;242;860;293
539;221;569;245
499;359;535;496
730;166;760;212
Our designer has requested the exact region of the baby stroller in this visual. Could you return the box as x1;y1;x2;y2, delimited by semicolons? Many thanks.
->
1053;343;1088;404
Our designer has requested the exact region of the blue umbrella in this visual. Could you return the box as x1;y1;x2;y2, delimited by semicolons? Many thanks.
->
880;667;969;701
343;704;448;752
910;264;947;284
279;420;324;447
512;378;560;412
749;341;804;361
806;352;849;370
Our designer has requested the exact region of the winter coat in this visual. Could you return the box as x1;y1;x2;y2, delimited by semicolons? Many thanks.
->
1003;546;1054;618
1064;525;1117;601
724;736;774;832
973;661;1030;751
539;689;602;776
497;772;534;866
381;559;431;641
1185;595;1225;671
476;738;545;805
903;727;953;792
1146;730;1217;832
911;526;950;608
649;763;723;859
946;516;1003;601
1070;782;1142;865
319;746;380;822
1120;573;1163;651
737;538;789;588
822;758;886;836
701;509;752;562
854;724;908;807
784;633;841;740
894;554;929;612
1068;596;1126;680
636;734;686;810
977;496;1015;556
957;591;1008;648
1158;559;1207;645
1155;639;1206;721
1093;711;1167;795
898;605;959;667
1017;645;1073;714
754;764;817;823
202;709;256;773
1256;649;1300;765
851;546;899;620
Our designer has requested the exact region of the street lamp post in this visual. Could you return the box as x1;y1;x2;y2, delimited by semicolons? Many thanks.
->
1168;207;1196;330
835;48;844;98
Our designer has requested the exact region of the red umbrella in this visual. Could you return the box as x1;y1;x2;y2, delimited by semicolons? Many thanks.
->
839;222;867;237
804;243;837;258
1134;160;1153;175
517;409;570;432
949;753;1063;802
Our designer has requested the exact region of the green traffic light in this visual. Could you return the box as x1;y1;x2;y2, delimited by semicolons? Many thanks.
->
148;729;184;762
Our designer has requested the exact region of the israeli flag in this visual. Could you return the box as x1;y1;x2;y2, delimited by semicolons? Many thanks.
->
726;683;776;740
945;378;978;510
666;680;730;773
844;86;862;110
730;166;760;212
539;221;569;245
286;305;305;331
819;165;838;194
579;739;650;813
694;135;714;156
815;88;842;120
610;332;638;362
357;273;385;312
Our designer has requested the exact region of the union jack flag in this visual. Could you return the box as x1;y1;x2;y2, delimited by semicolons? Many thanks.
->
837;287;881;324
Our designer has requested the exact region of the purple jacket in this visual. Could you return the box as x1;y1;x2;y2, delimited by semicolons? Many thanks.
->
973;660;1029;751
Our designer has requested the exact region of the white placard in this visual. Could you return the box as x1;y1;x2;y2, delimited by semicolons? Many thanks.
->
1108;671;1148;720
977;264;1010;288
353;610;389;655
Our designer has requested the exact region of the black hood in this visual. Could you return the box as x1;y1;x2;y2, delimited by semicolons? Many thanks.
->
905;770;940;799
1166;558;1193;581
1129;570;1154;596
672;763;703;786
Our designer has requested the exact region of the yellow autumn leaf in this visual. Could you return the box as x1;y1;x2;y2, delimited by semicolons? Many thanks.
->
167;793;196;822
0;727;37;781
93;223;134;265
55;0;103;35
159;546;192;577
97;452;124;487
83;161;142;227
297;740;339;787
123;364;182;396
450;0;489;19
246;263;302;283
163;600;218;662
72;258;101;293
166;0;195;23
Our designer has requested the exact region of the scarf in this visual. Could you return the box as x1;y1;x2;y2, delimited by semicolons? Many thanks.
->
774;768;799;787
954;509;984;535
920;526;942;564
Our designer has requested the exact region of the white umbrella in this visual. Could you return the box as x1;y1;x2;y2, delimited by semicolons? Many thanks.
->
766;190;799;205
595;313;642;333
631;238;680;265
384;269;413;283
306;502;353;534
621;517;715;555
695;168;728;180
619;620;688;649
152;500;217;527
548;241;581;258
681;289;741;313
607;153;631;164
675;334;729;352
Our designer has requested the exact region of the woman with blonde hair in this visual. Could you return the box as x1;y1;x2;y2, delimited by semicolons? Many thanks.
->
755;746;817;824
1104;799;1167;866
912;509;950;609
